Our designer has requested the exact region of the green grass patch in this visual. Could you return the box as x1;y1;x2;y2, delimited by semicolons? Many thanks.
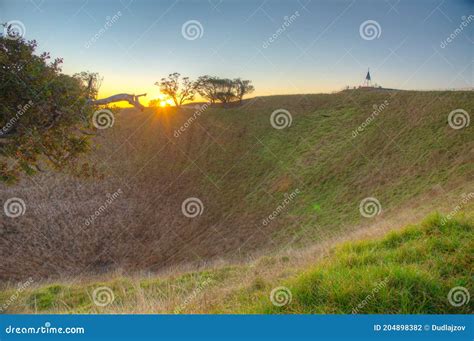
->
239;214;473;314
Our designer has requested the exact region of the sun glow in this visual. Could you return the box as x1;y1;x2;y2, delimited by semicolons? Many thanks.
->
160;98;174;107
149;93;175;108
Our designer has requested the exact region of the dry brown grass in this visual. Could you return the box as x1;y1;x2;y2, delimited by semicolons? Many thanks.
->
1;90;472;287
3;193;471;314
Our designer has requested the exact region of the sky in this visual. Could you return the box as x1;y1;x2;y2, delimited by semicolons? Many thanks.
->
2;0;473;103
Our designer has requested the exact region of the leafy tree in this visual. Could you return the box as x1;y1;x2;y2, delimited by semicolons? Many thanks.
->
234;78;254;104
0;24;97;184
196;76;254;105
73;71;103;100
214;78;238;104
155;72;195;107
195;75;219;103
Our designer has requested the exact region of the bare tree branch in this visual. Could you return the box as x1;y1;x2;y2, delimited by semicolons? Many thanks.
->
89;93;147;111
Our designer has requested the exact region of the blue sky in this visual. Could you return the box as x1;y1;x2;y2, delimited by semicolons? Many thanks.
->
2;0;473;100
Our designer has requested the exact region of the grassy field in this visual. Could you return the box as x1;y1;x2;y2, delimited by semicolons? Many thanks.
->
251;214;473;314
1;89;473;313
1;213;472;314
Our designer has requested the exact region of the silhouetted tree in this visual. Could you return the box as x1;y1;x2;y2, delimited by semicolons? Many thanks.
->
234;78;254;104
196;76;254;105
215;78;238;104
155;72;195;107
195;75;219;103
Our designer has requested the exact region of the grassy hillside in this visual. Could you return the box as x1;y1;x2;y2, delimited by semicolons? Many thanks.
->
1;213;472;313
247;214;473;314
1;89;473;283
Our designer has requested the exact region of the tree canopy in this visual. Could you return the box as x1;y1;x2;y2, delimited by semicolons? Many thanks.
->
0;24;97;184
155;72;196;107
157;74;255;106
195;76;254;105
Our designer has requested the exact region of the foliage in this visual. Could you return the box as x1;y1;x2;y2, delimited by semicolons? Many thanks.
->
0;24;97;183
156;73;255;106
234;78;255;103
214;78;237;104
195;75;220;103
155;72;196;107
73;71;103;100
195;76;254;104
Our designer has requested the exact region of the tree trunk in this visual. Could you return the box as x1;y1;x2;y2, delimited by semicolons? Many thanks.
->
90;93;147;111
